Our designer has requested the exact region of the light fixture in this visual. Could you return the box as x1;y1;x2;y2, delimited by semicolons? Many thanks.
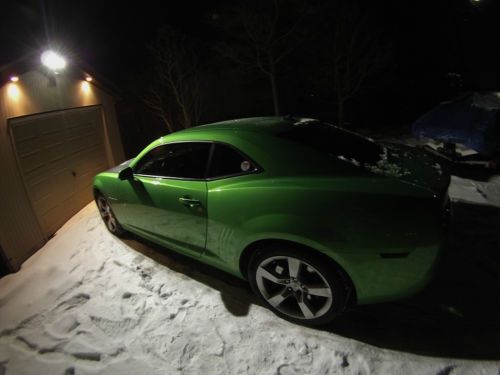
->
10;76;19;82
85;76;93;82
41;50;67;72
7;84;20;100
81;81;91;93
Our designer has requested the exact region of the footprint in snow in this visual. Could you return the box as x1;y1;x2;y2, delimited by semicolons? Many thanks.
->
436;366;456;375
160;292;173;299
57;293;90;311
46;315;80;338
132;255;145;265
90;316;141;335
177;343;197;370
72;352;101;362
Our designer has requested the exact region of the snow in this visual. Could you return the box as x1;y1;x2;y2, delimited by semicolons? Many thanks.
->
433;163;443;176
1;179;500;374
337;155;361;167
362;146;412;178
449;175;500;208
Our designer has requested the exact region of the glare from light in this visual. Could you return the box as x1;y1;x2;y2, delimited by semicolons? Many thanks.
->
10;76;19;82
85;76;93;82
7;83;20;100
41;50;67;71
81;81;91;93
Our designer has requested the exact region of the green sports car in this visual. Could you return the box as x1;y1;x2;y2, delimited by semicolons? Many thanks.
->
93;117;450;325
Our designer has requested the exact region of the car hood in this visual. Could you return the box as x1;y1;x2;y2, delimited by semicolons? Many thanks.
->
368;143;450;196
106;158;134;174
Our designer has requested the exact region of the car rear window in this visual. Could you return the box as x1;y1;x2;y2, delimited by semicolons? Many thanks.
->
279;122;383;164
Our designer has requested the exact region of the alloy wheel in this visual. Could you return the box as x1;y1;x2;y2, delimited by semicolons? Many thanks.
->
255;256;333;320
97;196;118;232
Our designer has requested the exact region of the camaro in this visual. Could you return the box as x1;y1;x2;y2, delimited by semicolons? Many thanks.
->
93;117;450;325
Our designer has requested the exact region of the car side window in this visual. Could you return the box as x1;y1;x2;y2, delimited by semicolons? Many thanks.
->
134;142;211;179
208;143;257;178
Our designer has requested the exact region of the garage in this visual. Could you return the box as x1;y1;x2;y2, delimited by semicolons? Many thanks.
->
10;107;109;239
0;65;125;271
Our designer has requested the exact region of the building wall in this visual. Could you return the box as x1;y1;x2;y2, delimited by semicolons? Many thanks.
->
0;70;125;270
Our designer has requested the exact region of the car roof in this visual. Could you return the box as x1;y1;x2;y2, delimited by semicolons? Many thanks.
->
177;116;318;135
136;116;320;162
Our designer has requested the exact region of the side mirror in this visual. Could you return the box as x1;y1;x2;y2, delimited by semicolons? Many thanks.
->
118;166;134;180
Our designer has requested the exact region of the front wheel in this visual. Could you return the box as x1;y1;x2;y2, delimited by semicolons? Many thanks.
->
95;194;126;237
248;247;348;326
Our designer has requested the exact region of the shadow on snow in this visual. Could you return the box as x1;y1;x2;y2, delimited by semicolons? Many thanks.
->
121;199;500;360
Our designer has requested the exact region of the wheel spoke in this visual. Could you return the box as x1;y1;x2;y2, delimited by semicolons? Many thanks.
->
98;199;106;209
108;216;116;231
287;258;301;279
267;288;290;307
306;286;332;298
259;267;287;285
297;298;315;319
98;199;110;216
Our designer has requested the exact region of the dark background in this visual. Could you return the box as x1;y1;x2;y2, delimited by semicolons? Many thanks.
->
1;0;499;157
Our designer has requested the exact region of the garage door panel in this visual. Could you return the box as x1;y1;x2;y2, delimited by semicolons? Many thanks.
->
15;134;64;159
24;156;73;185
23;155;73;187
10;107;108;238
74;159;104;178
36;155;104;184
31;169;75;210
18;139;75;172
72;137;104;153
33;186;74;218
68;127;96;141
15;136;45;154
75;149;102;164
21;147;70;175
42;196;77;236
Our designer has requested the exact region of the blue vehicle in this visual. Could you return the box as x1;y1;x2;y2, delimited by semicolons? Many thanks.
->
412;92;500;170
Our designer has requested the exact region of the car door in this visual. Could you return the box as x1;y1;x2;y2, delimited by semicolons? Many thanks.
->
204;143;261;263
128;142;211;257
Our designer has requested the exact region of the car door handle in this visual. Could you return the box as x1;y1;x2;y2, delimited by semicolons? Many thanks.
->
178;197;201;208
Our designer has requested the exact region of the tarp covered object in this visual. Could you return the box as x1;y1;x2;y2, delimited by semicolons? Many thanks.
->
412;93;500;155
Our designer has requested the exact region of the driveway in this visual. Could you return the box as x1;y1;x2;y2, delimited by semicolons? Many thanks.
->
0;176;499;374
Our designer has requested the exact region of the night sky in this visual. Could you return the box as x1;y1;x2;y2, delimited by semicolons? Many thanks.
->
2;0;499;83
0;1;224;83
2;0;500;137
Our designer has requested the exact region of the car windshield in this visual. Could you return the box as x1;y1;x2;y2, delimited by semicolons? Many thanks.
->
279;122;383;164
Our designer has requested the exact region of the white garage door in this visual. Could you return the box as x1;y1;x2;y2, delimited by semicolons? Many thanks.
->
10;106;109;238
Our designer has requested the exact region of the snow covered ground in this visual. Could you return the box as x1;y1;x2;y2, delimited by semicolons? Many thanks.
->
1;177;499;374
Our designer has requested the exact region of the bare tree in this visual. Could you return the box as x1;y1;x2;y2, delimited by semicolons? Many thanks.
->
323;2;389;127
215;0;305;116
144;26;201;132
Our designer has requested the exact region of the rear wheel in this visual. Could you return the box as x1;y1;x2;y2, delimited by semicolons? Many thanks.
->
96;194;126;237
248;246;348;326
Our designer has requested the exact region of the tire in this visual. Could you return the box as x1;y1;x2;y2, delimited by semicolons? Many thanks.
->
248;245;348;326
95;193;126;237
